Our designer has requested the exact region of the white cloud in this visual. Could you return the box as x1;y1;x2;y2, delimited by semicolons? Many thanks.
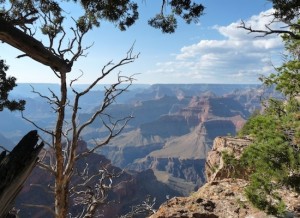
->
147;8;285;84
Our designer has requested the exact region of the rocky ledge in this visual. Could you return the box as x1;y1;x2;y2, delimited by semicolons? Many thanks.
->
150;137;300;218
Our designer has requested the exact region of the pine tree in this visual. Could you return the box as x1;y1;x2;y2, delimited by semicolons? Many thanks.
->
238;18;300;215
0;59;25;111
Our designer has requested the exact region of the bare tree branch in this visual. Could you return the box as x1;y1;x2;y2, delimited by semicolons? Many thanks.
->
238;20;300;39
77;114;133;160
37;161;56;175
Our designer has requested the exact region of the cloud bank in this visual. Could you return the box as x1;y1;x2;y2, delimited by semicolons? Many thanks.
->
149;9;285;84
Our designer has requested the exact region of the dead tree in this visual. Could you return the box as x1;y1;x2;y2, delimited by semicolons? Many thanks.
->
20;52;136;217
0;1;204;217
0;130;44;217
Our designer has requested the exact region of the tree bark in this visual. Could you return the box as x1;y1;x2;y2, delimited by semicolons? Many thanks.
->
54;71;69;218
0;18;72;73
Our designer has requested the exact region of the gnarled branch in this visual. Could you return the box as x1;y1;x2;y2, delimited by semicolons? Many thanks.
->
0;18;72;73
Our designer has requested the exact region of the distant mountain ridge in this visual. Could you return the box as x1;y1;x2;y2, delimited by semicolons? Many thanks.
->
10;83;259;98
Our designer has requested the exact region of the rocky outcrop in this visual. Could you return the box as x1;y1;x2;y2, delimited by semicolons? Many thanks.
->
150;137;300;218
150;179;264;218
83;86;269;214
205;137;252;182
150;178;300;218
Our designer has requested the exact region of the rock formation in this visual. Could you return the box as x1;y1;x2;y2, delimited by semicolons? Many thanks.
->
205;137;252;182
150;137;300;218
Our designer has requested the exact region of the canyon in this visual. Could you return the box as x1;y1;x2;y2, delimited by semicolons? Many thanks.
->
0;83;276;216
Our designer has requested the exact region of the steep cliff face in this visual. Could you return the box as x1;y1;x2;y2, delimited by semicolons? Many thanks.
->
123;94;249;195
150;137;300;218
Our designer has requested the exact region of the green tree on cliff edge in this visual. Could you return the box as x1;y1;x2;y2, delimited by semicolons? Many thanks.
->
238;1;300;214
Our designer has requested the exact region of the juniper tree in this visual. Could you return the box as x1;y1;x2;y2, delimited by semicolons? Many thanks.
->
237;2;300;213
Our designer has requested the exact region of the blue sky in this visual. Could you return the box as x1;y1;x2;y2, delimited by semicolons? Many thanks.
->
1;0;285;84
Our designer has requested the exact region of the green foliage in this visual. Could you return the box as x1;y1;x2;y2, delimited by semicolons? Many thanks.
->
245;180;286;215
221;150;248;178
236;18;300;214
238;101;300;215
78;0;139;31
0;59;25;111
222;151;240;167
260;19;300;98
148;0;204;33
148;14;177;34
0;0;204;34
261;53;300;98
269;0;300;22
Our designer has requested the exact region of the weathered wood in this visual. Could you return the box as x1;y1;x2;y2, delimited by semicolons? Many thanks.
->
0;130;44;217
0;18;72;73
